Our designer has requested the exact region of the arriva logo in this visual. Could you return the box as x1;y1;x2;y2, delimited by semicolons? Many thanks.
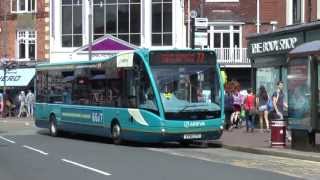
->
184;121;206;128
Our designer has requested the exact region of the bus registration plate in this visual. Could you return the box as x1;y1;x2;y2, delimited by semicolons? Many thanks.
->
183;134;202;139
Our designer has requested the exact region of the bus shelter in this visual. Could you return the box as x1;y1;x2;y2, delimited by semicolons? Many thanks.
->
287;40;320;150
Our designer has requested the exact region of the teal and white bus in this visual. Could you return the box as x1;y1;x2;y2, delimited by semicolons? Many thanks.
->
35;49;224;144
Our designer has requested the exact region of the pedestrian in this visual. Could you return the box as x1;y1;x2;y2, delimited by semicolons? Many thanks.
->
17;91;28;118
229;80;243;129
256;85;270;132
271;81;287;120
26;90;35;117
271;81;290;141
224;82;234;130
243;88;256;132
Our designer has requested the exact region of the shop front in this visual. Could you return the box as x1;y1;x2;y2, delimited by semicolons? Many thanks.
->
248;21;320;150
0;67;35;116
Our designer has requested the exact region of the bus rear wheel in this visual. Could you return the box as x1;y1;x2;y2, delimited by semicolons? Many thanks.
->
111;123;122;145
49;115;59;137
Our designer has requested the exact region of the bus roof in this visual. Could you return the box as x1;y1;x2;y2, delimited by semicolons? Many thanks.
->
36;48;216;70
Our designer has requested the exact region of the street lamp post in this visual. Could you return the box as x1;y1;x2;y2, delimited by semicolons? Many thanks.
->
1;57;8;117
88;0;93;61
1;0;8;117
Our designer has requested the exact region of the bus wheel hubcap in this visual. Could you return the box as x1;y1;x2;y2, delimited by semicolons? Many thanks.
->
51;122;56;134
113;125;120;138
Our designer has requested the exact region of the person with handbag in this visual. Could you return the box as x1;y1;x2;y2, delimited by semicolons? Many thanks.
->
244;88;256;132
257;85;270;132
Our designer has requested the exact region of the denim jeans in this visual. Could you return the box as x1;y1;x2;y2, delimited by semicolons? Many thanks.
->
245;112;255;131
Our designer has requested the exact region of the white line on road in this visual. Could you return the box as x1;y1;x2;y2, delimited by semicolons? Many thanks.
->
61;158;112;176
0;136;16;144
22;145;48;155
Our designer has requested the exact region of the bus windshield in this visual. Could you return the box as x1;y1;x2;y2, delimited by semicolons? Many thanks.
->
151;65;221;120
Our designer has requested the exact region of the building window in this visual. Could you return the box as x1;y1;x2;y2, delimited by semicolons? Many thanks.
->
11;0;36;13
208;25;241;49
17;30;36;61
93;0;141;46
61;0;83;47
152;0;172;46
293;0;302;24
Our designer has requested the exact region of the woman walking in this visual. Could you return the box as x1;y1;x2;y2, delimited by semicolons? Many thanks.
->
256;86;270;132
244;88;256;132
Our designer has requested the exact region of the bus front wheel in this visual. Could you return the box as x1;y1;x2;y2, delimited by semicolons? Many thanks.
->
111;122;122;145
49;115;59;137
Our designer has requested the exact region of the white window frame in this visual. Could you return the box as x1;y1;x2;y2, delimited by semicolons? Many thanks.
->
317;0;320;19
286;0;305;25
11;0;36;13
93;0;142;46
16;30;37;61
207;23;242;49
151;0;173;47
61;0;83;48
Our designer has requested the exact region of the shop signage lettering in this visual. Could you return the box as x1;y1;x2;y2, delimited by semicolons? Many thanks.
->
251;37;298;54
0;75;22;82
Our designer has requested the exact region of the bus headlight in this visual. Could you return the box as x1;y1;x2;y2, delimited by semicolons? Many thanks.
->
220;125;224;130
161;128;166;135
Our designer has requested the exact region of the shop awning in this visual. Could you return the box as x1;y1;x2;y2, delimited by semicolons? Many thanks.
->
289;40;320;57
0;68;35;87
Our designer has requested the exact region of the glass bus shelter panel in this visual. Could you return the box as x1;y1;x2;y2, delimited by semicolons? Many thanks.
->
287;58;312;129
317;57;320;130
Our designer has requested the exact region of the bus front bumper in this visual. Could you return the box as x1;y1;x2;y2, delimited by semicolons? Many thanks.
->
122;128;223;143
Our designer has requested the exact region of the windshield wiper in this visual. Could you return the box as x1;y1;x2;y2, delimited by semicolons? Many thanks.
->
178;104;209;113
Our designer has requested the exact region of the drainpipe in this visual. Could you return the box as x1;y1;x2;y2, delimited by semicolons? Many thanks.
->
308;0;312;22
200;0;204;17
257;0;260;33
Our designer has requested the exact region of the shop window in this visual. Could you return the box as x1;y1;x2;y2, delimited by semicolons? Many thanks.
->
93;0;141;46
17;30;36;61
61;0;83;47
152;0;172;46
256;67;280;97
11;0;36;13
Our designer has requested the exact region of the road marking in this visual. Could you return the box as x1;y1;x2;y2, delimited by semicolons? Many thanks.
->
61;158;112;176
22;145;48;155
0;136;16;144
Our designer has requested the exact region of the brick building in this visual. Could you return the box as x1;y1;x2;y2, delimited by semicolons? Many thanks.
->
185;0;320;89
0;0;50;99
0;0;50;62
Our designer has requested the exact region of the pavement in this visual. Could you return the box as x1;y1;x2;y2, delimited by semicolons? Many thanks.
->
1;117;320;163
218;126;320;162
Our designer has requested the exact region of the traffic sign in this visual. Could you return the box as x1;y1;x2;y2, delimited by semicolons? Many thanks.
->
195;18;208;29
194;32;208;46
